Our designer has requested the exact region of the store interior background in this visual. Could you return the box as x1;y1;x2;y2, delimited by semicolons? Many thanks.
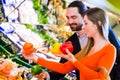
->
0;0;120;79
82;0;120;38
0;0;120;38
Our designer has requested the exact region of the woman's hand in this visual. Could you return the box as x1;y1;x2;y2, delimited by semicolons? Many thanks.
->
22;53;38;62
56;49;77;63
64;49;77;63
34;70;47;80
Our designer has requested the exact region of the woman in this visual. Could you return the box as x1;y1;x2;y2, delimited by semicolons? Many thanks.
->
22;8;116;80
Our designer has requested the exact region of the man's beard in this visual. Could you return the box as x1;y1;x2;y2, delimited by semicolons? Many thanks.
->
75;24;83;31
70;24;83;31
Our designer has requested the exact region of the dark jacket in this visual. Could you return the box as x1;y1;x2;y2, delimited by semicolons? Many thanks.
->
109;27;120;63
109;27;120;80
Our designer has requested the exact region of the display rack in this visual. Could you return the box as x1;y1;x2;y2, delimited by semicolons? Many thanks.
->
0;0;72;79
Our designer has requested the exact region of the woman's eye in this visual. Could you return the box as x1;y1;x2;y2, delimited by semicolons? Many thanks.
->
84;23;87;25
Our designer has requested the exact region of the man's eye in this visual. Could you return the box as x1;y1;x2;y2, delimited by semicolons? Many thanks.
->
72;16;77;19
66;17;69;19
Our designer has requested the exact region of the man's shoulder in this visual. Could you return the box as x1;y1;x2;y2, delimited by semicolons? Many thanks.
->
66;33;78;42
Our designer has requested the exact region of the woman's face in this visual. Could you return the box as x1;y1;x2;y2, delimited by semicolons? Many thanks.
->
82;15;97;38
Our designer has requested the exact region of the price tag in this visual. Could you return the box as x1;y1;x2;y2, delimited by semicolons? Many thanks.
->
64;71;77;80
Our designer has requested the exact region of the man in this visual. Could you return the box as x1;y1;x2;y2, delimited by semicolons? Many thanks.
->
49;1;87;80
49;1;120;80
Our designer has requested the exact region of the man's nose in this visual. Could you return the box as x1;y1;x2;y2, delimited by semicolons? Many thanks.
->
68;19;73;24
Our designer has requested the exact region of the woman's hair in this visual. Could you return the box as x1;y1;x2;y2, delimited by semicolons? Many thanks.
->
75;7;109;59
75;38;93;59
68;1;88;16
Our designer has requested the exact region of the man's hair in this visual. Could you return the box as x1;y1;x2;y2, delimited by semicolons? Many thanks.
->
68;1;88;16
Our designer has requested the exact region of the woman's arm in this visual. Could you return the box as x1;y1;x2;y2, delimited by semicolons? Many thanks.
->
35;56;75;74
73;44;116;79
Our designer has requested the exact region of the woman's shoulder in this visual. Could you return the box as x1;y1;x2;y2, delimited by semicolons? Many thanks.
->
104;43;116;53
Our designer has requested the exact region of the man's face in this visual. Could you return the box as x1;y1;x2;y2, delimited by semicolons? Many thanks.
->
66;7;83;31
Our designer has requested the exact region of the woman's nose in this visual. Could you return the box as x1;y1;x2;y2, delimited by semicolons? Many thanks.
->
82;25;85;30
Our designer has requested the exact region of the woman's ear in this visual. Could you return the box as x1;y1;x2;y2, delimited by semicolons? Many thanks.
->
98;21;102;26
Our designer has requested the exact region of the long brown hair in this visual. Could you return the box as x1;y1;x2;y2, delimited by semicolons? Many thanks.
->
75;38;93;60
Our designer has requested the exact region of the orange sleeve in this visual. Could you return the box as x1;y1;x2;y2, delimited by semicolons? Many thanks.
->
73;44;116;79
36;58;75;74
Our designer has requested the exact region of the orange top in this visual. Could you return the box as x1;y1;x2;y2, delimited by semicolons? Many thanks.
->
36;44;116;80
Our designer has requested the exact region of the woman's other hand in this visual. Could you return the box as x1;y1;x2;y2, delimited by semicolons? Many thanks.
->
22;53;38;62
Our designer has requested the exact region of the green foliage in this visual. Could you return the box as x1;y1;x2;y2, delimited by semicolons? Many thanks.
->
31;65;42;75
62;0;67;9
24;24;56;46
32;0;41;10
32;0;49;24
25;24;32;29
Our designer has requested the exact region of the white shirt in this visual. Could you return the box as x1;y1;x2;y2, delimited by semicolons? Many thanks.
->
77;33;88;49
